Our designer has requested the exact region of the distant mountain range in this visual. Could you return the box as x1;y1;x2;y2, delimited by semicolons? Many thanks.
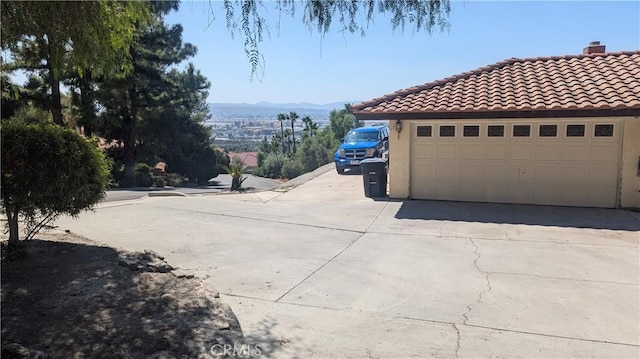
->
208;101;360;120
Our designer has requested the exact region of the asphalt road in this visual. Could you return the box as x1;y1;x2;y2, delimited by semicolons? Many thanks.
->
104;174;282;202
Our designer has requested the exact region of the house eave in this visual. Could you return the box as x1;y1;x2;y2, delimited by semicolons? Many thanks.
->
352;108;640;121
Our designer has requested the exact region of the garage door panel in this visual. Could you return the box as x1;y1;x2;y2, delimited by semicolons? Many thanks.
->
533;165;562;183
590;145;619;161
562;145;588;161
412;144;436;159
411;161;435;180
434;182;459;200
484;145;507;160
561;185;591;206
436;163;459;179
484;164;508;181
535;145;561;161
588;165;619;184
411;181;436;199
587;186;617;208
509;145;534;160
507;183;533;203
436;144;457;159
530;184;562;205
460;163;484;180
483;183;506;202
561;166;590;184
410;120;621;208
460;144;484;159
506;164;530;182
459;182;484;202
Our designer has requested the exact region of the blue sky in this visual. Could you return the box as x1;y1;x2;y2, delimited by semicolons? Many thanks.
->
169;1;639;105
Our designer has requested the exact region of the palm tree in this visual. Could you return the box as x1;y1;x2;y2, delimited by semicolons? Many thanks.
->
301;115;312;138
222;157;247;191
289;111;299;153
276;113;287;153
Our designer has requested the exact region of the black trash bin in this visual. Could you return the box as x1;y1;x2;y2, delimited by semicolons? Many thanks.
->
360;158;388;198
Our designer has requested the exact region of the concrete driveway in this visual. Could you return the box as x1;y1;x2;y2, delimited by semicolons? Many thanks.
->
55;168;640;358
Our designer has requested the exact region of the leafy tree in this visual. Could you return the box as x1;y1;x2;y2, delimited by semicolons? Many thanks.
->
329;105;360;141
1;76;22;120
66;69;98;136
1;1;151;125
3;36;67;125
1;122;110;250
135;63;223;184
95;6;198;185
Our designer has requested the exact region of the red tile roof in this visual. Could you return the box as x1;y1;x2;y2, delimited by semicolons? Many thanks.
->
351;51;640;119
228;152;259;168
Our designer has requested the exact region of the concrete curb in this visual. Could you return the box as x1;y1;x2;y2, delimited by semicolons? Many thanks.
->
273;162;335;190
148;191;188;198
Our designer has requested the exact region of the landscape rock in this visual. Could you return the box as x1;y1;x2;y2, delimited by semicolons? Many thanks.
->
117;252;174;273
1;343;44;359
172;269;195;279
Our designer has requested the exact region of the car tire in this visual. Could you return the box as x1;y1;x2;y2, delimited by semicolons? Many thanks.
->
336;167;345;174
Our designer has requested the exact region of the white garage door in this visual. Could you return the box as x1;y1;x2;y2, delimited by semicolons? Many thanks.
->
410;120;622;207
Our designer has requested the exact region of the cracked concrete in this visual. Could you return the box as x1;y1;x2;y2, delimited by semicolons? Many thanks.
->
462;238;492;325
56;170;640;358
453;323;462;358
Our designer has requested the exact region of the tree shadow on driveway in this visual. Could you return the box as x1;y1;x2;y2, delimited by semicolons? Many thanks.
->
242;317;303;359
1;236;244;358
394;200;640;231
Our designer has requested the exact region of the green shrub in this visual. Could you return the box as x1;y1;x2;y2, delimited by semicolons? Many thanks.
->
110;161;125;187
281;160;303;179
252;166;264;177
153;176;166;188
134;163;153;187
257;151;266;167
261;152;287;178
1;122;110;249
164;173;186;187
296;130;340;172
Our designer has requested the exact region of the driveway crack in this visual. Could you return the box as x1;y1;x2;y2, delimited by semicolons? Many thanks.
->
453;323;461;358
497;223;513;240
462;238;492;324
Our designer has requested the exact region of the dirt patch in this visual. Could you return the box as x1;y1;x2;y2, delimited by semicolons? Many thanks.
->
1;233;245;358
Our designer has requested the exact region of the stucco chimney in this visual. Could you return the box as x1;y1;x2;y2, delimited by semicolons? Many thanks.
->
583;41;606;55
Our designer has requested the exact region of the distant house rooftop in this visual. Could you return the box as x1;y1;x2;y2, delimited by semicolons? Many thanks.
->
228;152;259;168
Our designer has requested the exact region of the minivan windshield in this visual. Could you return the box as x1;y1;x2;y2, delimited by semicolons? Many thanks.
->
344;131;379;142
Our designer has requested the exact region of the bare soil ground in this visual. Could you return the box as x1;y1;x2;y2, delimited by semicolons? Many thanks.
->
1;232;245;359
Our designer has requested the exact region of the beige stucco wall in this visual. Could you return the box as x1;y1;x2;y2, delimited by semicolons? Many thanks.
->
388;120;411;199
620;117;640;208
388;116;640;208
